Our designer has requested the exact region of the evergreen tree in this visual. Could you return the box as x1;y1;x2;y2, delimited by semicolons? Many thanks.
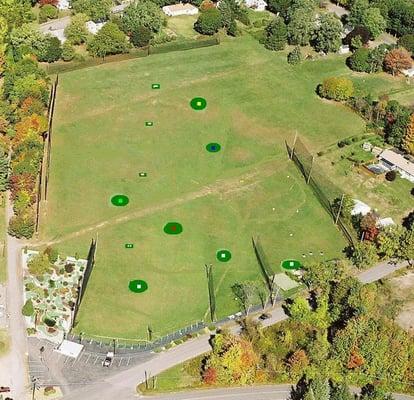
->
330;382;353;400
264;16;287;51
303;387;316;400
310;377;330;400
313;12;343;53
0;148;8;192
287;46;302;64
288;7;316;45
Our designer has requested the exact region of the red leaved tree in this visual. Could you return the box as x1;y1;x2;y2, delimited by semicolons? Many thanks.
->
383;48;412;76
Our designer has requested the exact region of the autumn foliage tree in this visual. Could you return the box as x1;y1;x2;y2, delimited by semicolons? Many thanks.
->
202;331;260;385
402;113;414;155
39;0;58;5
383;48;412;76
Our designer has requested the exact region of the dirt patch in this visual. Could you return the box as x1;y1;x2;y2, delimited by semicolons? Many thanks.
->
389;270;414;332
228;147;254;164
231;110;285;145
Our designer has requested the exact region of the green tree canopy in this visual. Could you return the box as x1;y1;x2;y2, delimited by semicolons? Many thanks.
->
88;22;130;58
288;7;316;45
122;0;164;34
313;12;343;53
71;0;112;22
194;8;222;35
64;13;89;45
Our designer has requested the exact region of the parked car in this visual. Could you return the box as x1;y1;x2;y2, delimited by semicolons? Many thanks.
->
102;352;114;367
0;386;11;393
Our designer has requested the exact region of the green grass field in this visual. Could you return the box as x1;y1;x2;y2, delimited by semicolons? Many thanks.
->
41;35;401;340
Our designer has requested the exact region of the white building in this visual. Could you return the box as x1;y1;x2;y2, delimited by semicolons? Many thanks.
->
162;3;199;16
57;0;70;10
86;20;106;35
351;199;371;216
379;149;414;183
244;0;267;11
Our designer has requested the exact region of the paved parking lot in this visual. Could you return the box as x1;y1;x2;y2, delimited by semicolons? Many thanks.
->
28;337;154;390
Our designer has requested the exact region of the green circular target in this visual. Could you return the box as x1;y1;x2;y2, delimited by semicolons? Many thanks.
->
216;249;231;262
129;279;148;293
281;259;302;270
206;143;221;153
190;97;207;110
163;222;183;235
111;194;129;207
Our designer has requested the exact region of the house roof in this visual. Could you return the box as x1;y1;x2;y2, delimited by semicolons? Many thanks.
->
163;3;197;11
380;149;414;176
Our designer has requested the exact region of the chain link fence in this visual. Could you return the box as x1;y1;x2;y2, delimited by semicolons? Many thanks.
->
42;37;220;75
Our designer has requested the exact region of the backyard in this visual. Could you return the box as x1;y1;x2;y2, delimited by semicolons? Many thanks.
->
40;35;406;340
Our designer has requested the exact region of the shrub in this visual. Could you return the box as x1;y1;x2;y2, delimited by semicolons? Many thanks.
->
287;46;302;65
411;187;414;196
64;13;88;45
64;263;74;273
130;25;152;48
44;246;59;263
194;8;222;35
385;170;397;181
337;140;346;147
43;317;56;327
227;20;237;36
13;190;32;214
28;253;52;276
61;41;75;61
22;299;35;316
348;47;370;72
398;34;414;54
343;26;370;49
37;35;62;63
264;16;287;51
27;327;37;335
44;386;56;396
39;5;58;23
318;77;354;101
8;212;35;239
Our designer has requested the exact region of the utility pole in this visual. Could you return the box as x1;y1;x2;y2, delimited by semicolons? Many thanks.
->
290;131;298;160
335;193;345;224
147;325;153;342
306;156;315;184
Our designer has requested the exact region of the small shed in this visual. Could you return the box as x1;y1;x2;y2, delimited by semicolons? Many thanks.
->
86;21;106;35
351;199;371;216
402;68;414;78
244;0;267;11
57;0;70;10
55;340;84;359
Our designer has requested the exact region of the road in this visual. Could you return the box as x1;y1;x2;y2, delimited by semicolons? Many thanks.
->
357;260;410;283
61;259;412;400
0;194;28;399
141;385;292;400
141;385;414;400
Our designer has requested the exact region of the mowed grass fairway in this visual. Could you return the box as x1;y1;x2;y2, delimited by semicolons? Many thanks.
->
41;35;379;339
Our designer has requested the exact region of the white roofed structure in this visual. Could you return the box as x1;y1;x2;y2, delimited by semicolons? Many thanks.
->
55;340;84;358
351;199;371;216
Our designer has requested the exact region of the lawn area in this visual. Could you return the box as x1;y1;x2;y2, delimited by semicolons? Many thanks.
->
166;15;199;39
318;138;414;221
42;35;400;339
